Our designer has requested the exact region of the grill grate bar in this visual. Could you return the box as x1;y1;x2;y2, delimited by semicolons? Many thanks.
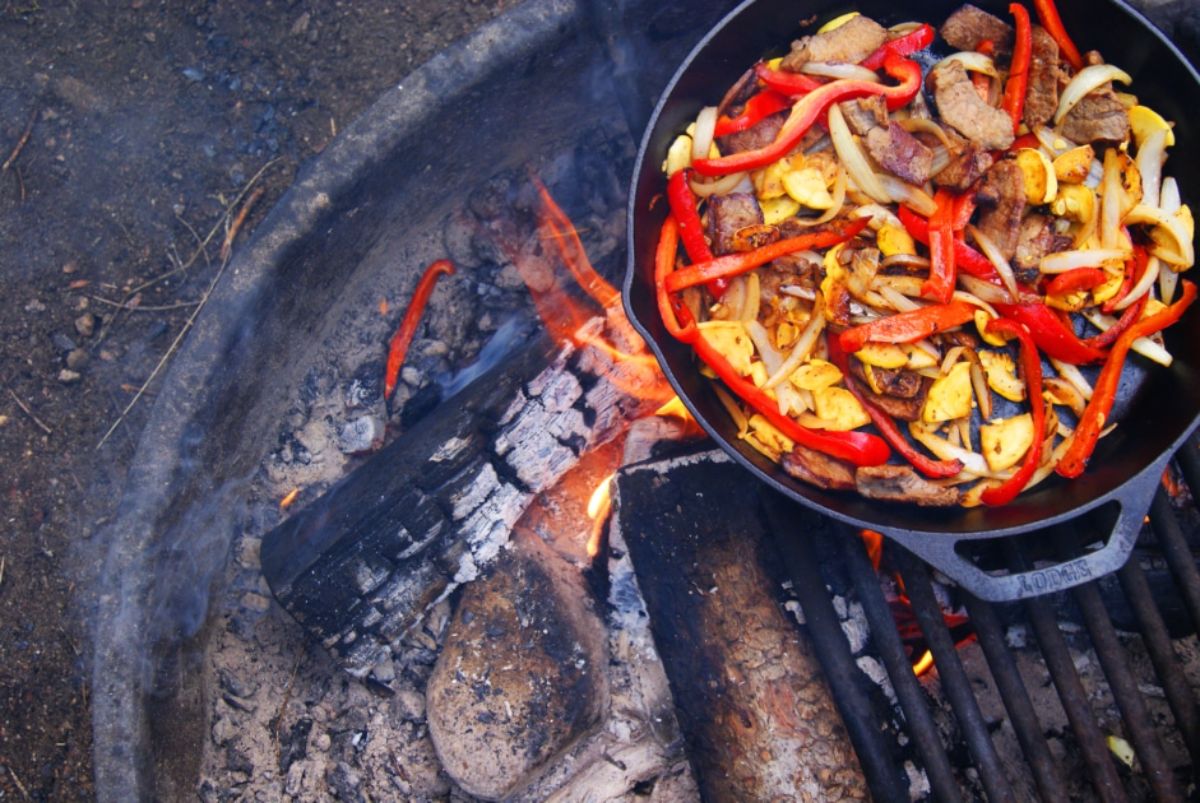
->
1116;555;1200;771
1068;562;1186;802
1174;438;1200;502
763;495;910;803
895;548;1016;803
841;533;961;802
1150;488;1200;636
962;592;1069;802
1015;542;1130;803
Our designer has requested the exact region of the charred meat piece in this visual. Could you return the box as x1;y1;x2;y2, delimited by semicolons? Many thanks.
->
1013;213;1072;270
855;464;962;507
975;159;1027;260
850;362;924;399
717;110;787;155
760;253;820;301
782;444;856;491
1059;89;1131;144
780;15;888;71
1024;26;1064;129
928;61;1015;150
847;369;929;422
717;67;759;117
707;193;765;255
934;143;995;191
940;4;1014;55
866;123;934;185
838;96;888;136
730;224;781;252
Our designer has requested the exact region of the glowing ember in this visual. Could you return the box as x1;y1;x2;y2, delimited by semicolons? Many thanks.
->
912;649;935;676
860;529;884;572
585;474;614;559
654;395;692;421
279;488;300;511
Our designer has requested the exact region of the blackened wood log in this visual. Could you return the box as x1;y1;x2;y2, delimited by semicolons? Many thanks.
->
261;309;666;678
614;448;868;802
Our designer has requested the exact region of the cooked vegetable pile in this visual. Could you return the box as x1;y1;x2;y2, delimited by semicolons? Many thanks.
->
653;2;1195;507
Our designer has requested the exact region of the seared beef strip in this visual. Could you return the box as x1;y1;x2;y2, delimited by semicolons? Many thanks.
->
782;444;856;491
849;362;923;399
928;60;1015;150
760;253;820;300
707;193;765;255
839;96;888;136
717;110;787;155
716;67;759;117
1059;89;1131;144
855;464;962;507
1024;26;1064;129
934;143;995;191
846;369;929;421
940;4;1014;55
1013;213;1072;271
780;15;888;71
866;123;934;185
975;159;1027;259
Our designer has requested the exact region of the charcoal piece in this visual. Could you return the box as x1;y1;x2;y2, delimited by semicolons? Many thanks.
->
614;448;868;801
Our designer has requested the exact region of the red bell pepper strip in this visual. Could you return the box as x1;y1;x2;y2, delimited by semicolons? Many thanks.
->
754;62;825;96
1102;245;1147;314
860;23;935;71
694;55;922;177
828;339;963;478
1032;0;1085;72
1057;281;1196;478
666;169;728;297
923;189;957;303
980;318;1045;505
664;217;869;293
1045;267;1107;297
992;301;1108;363
714;89;792;136
384;259;455;403
951;191;977;231
897;205;1001;282
690;330;891;467
1085;294;1146;349
654;216;699;343
838;300;977;354
1011;132;1041;151
1001;3;1033;134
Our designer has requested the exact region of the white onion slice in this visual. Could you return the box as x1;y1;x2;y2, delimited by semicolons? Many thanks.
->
1081;308;1173;366
1054;64;1133;124
692;105;718;163
953;290;999;318
958;274;1012;305
1123;205;1194;267
909;423;995;476
1100;150;1124;250
1160;177;1181;213
790;166;847;228
1043;377;1087;418
765;297;826;389
801;62;880;82
1038;248;1128;273
745;320;784;376
689;170;748;198
1033;126;1077;157
897;118;956;152
779;284;817;301
928;145;953;176
934;51;998;77
1050;357;1094;401
1136;128;1167;211
828;103;891;204
878;285;923;312
851;203;903;230
878;175;936;217
880;253;932;270
741;271;761;322
967;225;1020;302
1113;256;1160;311
1160;268;1179;304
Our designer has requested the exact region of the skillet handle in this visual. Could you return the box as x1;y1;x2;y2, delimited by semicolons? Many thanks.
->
884;455;1169;602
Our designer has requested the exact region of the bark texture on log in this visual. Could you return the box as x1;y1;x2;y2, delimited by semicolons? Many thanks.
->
261;310;666;678
614;449;868;802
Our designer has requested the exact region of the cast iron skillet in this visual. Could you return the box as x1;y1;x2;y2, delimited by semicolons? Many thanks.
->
625;0;1200;601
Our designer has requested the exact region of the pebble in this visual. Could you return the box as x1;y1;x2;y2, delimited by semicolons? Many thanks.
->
73;312;96;337
0;414;9;428
52;333;78;352
58;369;81;384
400;366;423;387
239;592;271;613
312;732;332;752
61;260;78;274
25;299;46;313
337;415;383;454
66;348;90;370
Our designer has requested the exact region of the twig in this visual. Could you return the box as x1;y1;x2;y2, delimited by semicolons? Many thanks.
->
14;165;25;202
174;213;210;267
220;185;264;262
0;555;5;588
8;765;30;801
90;295;201;312
8;388;52;435
2;107;36;172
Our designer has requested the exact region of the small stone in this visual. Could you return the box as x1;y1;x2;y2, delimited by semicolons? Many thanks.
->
143;31;156;43
312;731;331;752
99;349;117;362
61;260;78;274
337;415;383;454
0;415;9;428
66;348;90;370
290;11;310;35
393;689;425;723
240;592;271;612
52;333;78;352
369;659;395;684
58;369;81;384
182;67;204;82
400;366;423;387
25;299;46;313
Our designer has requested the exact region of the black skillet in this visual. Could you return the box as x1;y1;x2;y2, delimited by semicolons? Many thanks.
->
624;0;1200;601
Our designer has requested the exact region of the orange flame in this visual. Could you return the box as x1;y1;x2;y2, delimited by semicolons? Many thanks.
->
860;529;884;572
279;488;300;511
912;649;935;676
585;473;615;559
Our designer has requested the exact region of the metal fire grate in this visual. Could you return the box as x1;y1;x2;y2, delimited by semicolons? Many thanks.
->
766;438;1200;802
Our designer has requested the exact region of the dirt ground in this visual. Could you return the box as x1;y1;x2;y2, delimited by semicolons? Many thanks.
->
0;2;516;799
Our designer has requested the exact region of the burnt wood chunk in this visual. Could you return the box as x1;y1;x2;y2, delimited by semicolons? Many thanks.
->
261;313;665;678
615;449;868;801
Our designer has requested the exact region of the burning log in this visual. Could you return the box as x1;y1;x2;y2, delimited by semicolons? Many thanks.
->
613;447;869;801
261;306;668;679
